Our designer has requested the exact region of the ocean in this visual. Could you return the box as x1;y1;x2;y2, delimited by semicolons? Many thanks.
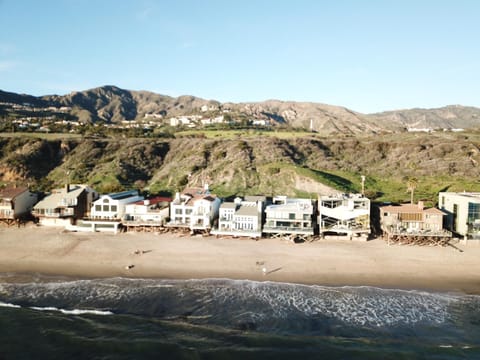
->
0;275;479;359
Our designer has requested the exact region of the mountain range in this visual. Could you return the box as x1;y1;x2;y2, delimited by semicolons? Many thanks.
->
1;85;480;134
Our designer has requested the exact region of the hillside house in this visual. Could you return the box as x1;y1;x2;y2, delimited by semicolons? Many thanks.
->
0;185;38;225
379;201;451;245
318;193;370;239
168;186;221;232
439;192;480;244
32;184;97;227
123;196;171;231
263;196;316;239
212;196;265;238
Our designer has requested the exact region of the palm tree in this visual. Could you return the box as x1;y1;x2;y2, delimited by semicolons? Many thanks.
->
406;177;418;204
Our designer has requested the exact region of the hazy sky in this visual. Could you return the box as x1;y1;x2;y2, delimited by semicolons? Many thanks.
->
0;0;478;113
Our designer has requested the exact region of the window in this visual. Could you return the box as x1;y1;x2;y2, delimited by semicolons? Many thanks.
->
175;209;182;215
103;198;109;203
111;205;117;212
303;214;310;220
289;213;296;220
95;205;101;211
103;205;109;211
467;203;480;224
399;213;422;221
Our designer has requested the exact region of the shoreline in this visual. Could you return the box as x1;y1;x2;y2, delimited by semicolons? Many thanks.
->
0;226;479;294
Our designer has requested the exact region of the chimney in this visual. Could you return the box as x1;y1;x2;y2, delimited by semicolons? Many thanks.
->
417;201;424;210
144;199;150;206
65;184;70;193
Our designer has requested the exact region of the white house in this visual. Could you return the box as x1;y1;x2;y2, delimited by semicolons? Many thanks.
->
213;196;265;238
0;185;38;225
263;196;316;238
123;196;171;225
90;190;144;220
439;192;480;243
77;190;143;233
318;193;370;239
168;186;221;232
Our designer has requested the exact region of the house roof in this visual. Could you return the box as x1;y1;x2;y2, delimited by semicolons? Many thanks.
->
244;195;267;203
179;187;218;206
106;190;139;200
235;203;258;217
34;185;86;209
220;202;237;209
0;186;29;200
381;203;444;215
131;196;172;205
267;201;313;213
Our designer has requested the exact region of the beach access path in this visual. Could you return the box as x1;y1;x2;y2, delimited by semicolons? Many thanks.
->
0;226;479;294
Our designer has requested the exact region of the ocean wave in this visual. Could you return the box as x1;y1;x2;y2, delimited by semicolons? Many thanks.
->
0;301;21;308
0;276;478;332
30;306;113;316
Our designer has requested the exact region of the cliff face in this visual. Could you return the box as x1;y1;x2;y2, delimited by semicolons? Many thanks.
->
1;132;479;203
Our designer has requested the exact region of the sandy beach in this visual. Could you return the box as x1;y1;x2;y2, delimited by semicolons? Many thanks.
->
0;225;479;294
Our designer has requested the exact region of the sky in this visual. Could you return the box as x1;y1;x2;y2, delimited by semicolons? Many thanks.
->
0;0;479;113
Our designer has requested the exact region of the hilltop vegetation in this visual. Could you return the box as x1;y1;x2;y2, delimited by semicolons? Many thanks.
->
1;130;480;206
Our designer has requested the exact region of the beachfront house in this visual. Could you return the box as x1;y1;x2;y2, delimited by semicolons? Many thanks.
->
122;196;171;230
439;192;480;244
0;185;38;225
212;196;265;238
168;186;221;232
318;193;371;240
90;190;144;220
379;201;451;245
263;196;316;240
78;190;144;233
32;184;97;226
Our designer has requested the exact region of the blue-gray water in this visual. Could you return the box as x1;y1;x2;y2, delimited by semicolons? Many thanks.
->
0;275;479;359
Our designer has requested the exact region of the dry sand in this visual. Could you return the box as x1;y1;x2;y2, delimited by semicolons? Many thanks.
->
0;225;479;294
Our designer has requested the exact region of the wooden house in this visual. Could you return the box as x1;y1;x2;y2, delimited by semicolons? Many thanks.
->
0;185;38;225
379;201;451;245
32;184;97;227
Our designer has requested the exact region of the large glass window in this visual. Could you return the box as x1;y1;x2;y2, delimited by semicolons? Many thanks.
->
467;203;480;224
